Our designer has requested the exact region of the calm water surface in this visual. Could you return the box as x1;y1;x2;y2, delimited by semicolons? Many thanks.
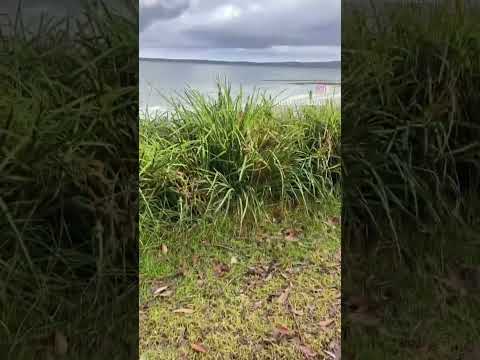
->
140;60;341;112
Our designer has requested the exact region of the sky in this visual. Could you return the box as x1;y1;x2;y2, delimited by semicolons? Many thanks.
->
140;0;341;62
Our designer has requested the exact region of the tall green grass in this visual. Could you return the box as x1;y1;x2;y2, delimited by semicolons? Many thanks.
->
343;0;480;250
0;1;137;357
140;82;340;227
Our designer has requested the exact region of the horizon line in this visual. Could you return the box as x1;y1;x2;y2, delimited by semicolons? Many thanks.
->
139;57;341;64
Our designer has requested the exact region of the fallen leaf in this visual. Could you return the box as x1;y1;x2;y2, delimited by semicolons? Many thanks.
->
272;324;292;340
230;256;239;265
161;244;168;254
298;344;317;359
54;330;68;356
319;319;334;328
327;340;341;359
277;285;292;304
191;343;207;353
327;216;340;226
153;285;169;296
335;345;341;360
283;228;301;241
213;262;230;277
158;290;173;297
173;308;194;314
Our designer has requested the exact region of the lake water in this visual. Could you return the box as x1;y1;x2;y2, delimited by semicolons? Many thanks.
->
139;60;341;113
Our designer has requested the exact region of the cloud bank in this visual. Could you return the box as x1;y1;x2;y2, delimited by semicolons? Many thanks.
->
140;0;341;62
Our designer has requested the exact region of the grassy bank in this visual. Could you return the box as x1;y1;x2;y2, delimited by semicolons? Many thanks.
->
0;3;138;358
343;1;480;358
140;84;340;225
343;0;480;243
139;84;341;358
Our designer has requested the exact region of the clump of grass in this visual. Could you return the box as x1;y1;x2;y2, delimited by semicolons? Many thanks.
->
140;82;340;226
342;0;480;249
0;1;137;357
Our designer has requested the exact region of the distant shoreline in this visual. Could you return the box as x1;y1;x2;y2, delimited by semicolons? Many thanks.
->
140;85;341;115
139;57;340;69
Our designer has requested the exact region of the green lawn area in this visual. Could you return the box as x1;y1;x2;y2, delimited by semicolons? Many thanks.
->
139;200;340;359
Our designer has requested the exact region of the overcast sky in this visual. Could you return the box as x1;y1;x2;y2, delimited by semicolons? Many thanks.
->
140;0;341;62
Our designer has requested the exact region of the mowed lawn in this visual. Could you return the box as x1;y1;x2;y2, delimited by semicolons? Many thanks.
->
139;201;340;360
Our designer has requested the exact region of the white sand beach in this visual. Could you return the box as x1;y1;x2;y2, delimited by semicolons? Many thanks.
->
279;85;341;106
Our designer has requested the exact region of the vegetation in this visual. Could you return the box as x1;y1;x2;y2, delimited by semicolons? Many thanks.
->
140;203;340;360
0;2;138;358
140;83;340;226
342;1;480;358
343;0;480;245
139;85;341;358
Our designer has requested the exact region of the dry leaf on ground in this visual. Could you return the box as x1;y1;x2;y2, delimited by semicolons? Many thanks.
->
277;284;292;304
282;228;302;241
326;340;341;359
298;344;317;359
319;319;334;328
191;343;208;353
161;244;168;254
272;324;293;340
213;262;230;277
153;285;169;297
327;216;340;226
159;290;174;297
173;308;194;314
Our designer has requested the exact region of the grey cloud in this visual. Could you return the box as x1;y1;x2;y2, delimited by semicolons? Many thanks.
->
140;0;190;31
185;21;339;49
140;0;340;61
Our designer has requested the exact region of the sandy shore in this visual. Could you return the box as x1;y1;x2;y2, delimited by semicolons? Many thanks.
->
278;91;341;106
